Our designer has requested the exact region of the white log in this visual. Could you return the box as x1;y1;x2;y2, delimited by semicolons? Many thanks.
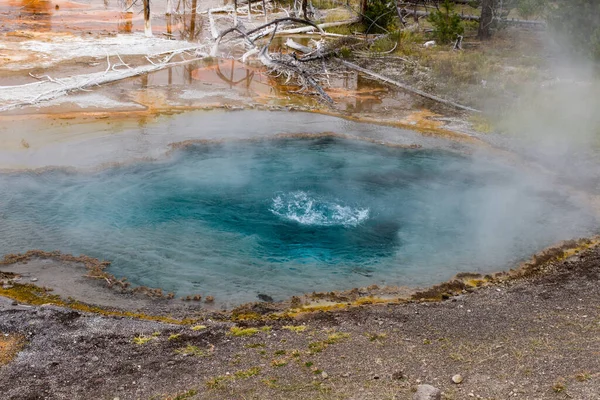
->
285;38;313;53
250;19;359;41
339;59;481;113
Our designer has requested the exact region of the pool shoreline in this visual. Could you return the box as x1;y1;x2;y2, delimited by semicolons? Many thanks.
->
2;236;598;319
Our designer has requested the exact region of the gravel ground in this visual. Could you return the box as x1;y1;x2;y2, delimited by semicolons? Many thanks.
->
1;243;599;400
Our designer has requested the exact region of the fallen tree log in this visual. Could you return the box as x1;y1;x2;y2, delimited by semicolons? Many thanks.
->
0;53;207;112
338;59;480;113
257;24;333;103
400;8;546;28
250;19;360;40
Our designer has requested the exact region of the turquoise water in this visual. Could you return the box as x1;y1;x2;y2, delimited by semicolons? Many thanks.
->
0;137;595;304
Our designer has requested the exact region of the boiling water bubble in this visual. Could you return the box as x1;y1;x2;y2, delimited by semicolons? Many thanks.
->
270;191;370;228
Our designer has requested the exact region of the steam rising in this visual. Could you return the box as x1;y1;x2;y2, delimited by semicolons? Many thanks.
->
485;27;600;193
0;136;595;305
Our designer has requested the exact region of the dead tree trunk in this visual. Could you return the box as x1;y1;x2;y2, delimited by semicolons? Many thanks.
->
478;0;496;40
190;0;198;40
301;0;308;20
359;0;368;22
143;0;152;37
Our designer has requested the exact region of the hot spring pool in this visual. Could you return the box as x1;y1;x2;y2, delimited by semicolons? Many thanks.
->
0;126;596;305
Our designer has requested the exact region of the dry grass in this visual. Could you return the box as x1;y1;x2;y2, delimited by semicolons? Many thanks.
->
0;333;26;366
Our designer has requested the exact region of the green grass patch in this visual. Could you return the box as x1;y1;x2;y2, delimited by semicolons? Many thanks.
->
325;332;350;344
132;335;154;345
234;367;261;379
282;325;307;333
271;358;288;367
175;345;209;357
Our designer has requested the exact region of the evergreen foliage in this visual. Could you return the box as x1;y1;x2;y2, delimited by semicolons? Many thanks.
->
428;0;464;44
363;0;396;34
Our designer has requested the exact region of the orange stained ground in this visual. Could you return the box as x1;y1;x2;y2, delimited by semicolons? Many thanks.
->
0;0;209;37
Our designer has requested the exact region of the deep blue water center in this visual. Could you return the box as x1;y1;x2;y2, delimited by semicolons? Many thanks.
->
0;137;595;304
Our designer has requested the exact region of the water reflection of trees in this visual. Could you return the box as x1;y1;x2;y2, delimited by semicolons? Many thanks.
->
112;0;203;39
169;0;202;41
118;12;133;33
215;59;256;89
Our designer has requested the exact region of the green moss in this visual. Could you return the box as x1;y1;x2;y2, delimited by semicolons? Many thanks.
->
228;327;260;337
231;312;262;321
168;333;181;341
339;47;352;58
0;284;198;325
282;325;307;333
190;325;207;331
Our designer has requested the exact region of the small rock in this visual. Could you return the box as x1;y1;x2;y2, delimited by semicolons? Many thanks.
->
91;356;99;362
321;371;328;379
11;300;18;306
452;374;464;384
31;278;38;282
413;384;441;400
342;372;350;378
257;293;274;302
167;361;176;366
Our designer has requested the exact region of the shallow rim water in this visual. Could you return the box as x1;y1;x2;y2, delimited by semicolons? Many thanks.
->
0;110;471;171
